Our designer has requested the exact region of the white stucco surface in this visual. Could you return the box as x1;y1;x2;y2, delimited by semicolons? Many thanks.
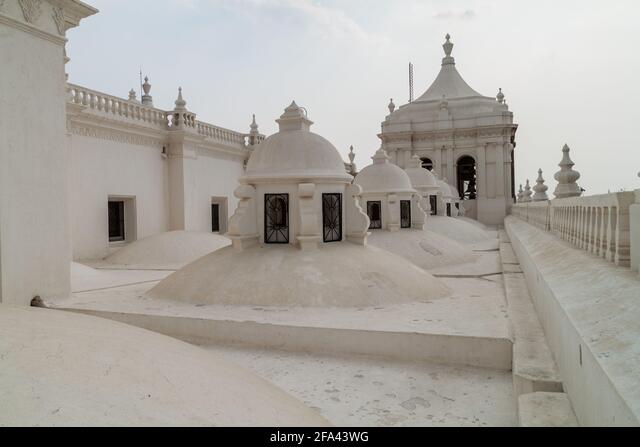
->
506;216;640;426
428;216;494;244
104;231;230;269
149;244;452;307
0;306;329;427
201;346;517;427
367;229;478;270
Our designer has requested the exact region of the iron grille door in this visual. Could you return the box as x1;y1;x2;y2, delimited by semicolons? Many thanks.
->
322;193;342;243
264;194;289;244
367;201;382;229
401;200;412;229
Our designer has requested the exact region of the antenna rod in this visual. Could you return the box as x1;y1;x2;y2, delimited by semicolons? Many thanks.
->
139;69;143;99
409;62;414;103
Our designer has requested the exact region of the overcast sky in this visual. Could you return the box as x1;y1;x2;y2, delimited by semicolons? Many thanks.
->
67;0;640;195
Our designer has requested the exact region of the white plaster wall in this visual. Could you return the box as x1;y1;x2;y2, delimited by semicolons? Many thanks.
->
70;135;169;260
185;149;245;233
0;21;70;304
506;217;640;426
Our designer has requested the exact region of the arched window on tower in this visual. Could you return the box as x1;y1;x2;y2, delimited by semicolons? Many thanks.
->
421;158;434;171
456;156;477;200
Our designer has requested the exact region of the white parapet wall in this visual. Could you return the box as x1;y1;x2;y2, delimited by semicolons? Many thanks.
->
506;212;640;426
512;191;637;269
630;189;640;274
66;84;256;260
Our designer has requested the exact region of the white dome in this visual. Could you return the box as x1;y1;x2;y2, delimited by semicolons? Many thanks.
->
0;305;328;426
354;149;416;194
437;179;453;198
404;156;439;191
243;102;351;182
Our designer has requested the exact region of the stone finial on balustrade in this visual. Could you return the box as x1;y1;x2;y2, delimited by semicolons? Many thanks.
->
346;145;357;176
517;184;524;202
128;89;138;102
248;114;260;146
170;87;196;130
174;87;187;111
388;98;396;114
497;88;505;104
533;169;549;201
141;76;153;107
554;144;582;198
522;180;533;203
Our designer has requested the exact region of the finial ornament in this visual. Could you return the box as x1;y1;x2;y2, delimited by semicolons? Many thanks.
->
443;33;454;57
174;87;187;110
553;144;582;198
522;180;533;203
372;147;391;165
517;184;524;202
533;169;549;201
497;88;505;104
349;145;356;164
388;98;396;114
141;76;153;106
128;89;137;102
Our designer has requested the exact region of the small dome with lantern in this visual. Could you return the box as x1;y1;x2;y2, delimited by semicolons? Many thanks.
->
243;102;351;183
354;148;416;195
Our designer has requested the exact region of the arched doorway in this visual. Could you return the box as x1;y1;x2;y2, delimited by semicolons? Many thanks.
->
456;156;477;200
367;201;382;229
265;194;289;244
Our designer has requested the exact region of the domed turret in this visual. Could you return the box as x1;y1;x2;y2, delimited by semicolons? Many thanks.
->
355;148;416;195
355;149;421;231
244;102;351;183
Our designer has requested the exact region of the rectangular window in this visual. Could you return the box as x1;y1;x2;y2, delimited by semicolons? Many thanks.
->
367;201;382;230
211;204;220;233
430;196;437;216
322;193;342;243
108;201;125;242
446;203;452;217
401;200;412;229
264;194;289;244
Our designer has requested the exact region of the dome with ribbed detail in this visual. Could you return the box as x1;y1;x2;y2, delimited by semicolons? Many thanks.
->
243;102;351;183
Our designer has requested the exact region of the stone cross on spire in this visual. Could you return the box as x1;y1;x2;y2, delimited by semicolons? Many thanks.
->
553;144;582;198
533;169;549;201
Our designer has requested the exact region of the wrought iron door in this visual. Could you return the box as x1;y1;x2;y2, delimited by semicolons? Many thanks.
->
367;201;382;229
401;200;412;229
322;193;342;243
264;194;289;244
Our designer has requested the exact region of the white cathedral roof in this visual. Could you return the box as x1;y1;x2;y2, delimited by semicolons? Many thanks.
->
404;155;439;192
243;102;351;183
354;148;416;194
415;34;487;103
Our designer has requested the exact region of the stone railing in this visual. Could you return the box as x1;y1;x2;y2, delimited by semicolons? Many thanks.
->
196;121;247;147
67;84;169;130
512;191;637;268
67;83;257;150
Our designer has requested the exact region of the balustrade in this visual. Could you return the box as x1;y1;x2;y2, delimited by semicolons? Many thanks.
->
512;191;636;268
